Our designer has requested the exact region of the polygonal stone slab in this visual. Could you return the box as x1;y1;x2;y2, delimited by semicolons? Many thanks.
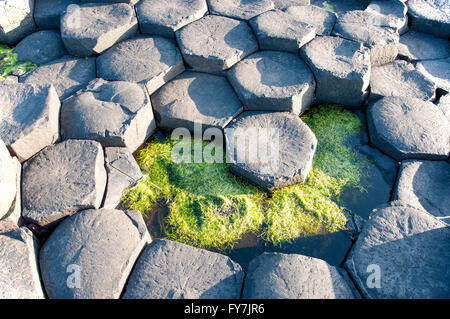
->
175;15;258;74
207;0;274;20
369;60;436;102
61;3;138;57
365;0;408;34
283;5;337;36
300;36;370;107
136;0;208;39
407;0;450;38
243;252;358;299
345;201;450;298
332;10;400;66
227;51;316;114
0;0;36;44
416;58;450;93
225;111;317;192
0;228;45;299
97;36;185;94
60;79;156;152
152;71;243;132
249;9;316;52
0;82;60;162
34;0;79;30
273;0;310;10
398;31;450;62
367;96;450;161
21;140;107;230
0;139;17;220
393;160;449;224
122;239;244;299
39;209;151;299
20;56;97;100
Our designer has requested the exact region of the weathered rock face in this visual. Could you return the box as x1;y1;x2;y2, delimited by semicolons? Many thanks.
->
0;0;36;44
61;3;138;57
0;155;21;232
0;228;45;299
60;79;155;152
0;139;17;220
273;0;310;10
20;56;97;100
407;0;450;38
175;15;258;74
300;36;370;107
416;58;450;93
346;201;450;299
97;36;185;94
13;30;67;65
398;31;450;62
227;51;315;114
21;140;107;229
369;60;436;102
0;82;60;162
283;5;337;36
137;0;207;39
365;0;408;34
207;0;274;21
103;147;143;209
225;111;317;192
39;209;151;299
367;96;450;161
249;9;316;52
122;239;244;299
243;252;358;299
34;0;79;30
152;71;243;132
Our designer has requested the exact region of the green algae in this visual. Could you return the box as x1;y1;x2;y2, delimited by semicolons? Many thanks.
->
0;45;37;80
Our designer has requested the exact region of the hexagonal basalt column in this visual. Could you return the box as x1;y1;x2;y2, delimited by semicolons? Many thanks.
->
175;15;258;74
225;111;317;192
207;0;274;21
227;51;316;114
0;0;36;44
365;0;408;35
407;0;450;38
398;31;450;62
416;57;450;93
282;5;337;36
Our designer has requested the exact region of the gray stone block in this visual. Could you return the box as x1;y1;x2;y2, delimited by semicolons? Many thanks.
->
365;0;408;34
408;0;450;38
284;5;337;36
416;57;450;93
34;0;79;30
0;0;36;44
398;31;450;62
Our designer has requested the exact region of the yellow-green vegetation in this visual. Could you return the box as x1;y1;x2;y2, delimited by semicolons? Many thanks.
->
123;105;370;250
0;45;37;80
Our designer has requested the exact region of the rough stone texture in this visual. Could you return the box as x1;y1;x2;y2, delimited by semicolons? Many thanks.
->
365;0;408;34
369;60;436;102
283;5;337;36
122;239;244;299
39;209;151;299
0;139;17;220
0;156;21;232
398;31;450;62
0;82;60;162
97;36;185;94
60;79;155;152
61;3;138;57
0;0;36;45
300;36;370;107
438;93;450;122
225;111;317;192
103;148;143;209
332;10;400;66
408;0;450;38
345;201;450;299
243;252;358;299
227;51;315;114
21;140;107;229
207;0;274;20
249;9;316;52
0;228;45;299
152;71;243;131
393;160;449;224
2;75;18;84
416;58;450;93
273;0;310;9
175;15;258;74
20;56;97;100
34;0;79;30
136;0;208;39
13;31;67;65
367;96;450;161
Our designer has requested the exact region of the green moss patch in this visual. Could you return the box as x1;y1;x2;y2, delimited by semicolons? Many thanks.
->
0;45;37;80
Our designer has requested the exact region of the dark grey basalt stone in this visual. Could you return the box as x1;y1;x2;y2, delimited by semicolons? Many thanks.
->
96;36;185;94
20;56;96;100
175;15;258;74
398;31;450;62
60;78;155;152
227;51;315;114
21;139;107;229
0;228;45;299
34;0;79;30
365;0;408;34
0;139;17;220
0;82;60;162
0;0;36;44
136;0;208;39
300;35;370;107
345;201;450;299
225;111;317;192
369;60;436;102
407;0;450;38
367;96;450;161
243;252;358;299
273;0;310;10
39;209;151;299
152;71;243;132
416;57;450;93
13;30;67;65
122;239;244;299
249;9;316;52
207;0;274;21
283;5;337;36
